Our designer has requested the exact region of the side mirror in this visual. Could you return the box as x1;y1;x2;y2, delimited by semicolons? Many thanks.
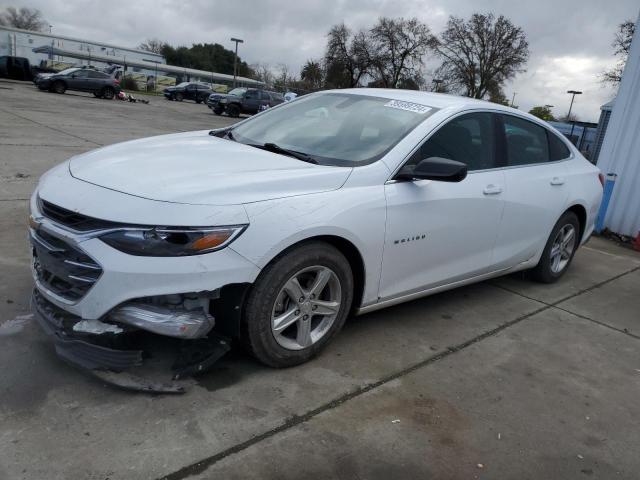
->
395;157;467;183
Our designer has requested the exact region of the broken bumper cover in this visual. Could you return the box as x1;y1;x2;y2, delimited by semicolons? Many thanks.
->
32;288;144;370
31;289;230;393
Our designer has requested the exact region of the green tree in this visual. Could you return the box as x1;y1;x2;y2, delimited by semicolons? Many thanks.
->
529;106;556;121
160;43;254;78
300;60;324;90
324;23;373;88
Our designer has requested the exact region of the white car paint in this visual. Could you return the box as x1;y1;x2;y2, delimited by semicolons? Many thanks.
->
30;89;603;332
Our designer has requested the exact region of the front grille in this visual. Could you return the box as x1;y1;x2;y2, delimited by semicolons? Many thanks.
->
31;229;102;301
40;199;121;232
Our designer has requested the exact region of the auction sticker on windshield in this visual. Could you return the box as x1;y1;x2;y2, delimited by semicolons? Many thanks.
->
384;100;432;114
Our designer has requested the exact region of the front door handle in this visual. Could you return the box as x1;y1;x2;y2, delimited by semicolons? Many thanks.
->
550;177;565;186
483;184;503;195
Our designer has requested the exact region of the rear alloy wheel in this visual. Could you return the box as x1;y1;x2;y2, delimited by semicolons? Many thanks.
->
101;87;115;100
52;81;66;94
531;211;580;283
242;242;353;367
226;103;240;117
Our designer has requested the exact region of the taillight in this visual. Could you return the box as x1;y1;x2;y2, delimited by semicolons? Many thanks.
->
598;173;605;188
114;79;120;85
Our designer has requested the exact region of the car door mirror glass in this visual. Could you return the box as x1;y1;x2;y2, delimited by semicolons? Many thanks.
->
396;157;467;183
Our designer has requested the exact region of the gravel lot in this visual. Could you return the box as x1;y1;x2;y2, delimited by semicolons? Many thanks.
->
1;80;639;480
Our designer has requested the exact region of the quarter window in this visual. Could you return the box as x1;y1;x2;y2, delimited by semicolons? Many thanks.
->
548;131;571;160
502;115;550;166
409;112;497;171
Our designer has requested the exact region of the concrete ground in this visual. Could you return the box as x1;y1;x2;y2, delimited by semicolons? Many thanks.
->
1;80;639;480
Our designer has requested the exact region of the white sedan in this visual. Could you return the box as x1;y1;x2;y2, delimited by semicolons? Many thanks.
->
29;89;603;373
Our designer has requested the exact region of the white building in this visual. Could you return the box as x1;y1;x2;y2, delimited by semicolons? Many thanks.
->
596;13;640;237
0;25;164;76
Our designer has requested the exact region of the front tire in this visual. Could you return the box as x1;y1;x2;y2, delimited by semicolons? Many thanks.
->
531;211;580;283
226;103;240;117
52;81;66;94
242;242;354;368
175;92;183;101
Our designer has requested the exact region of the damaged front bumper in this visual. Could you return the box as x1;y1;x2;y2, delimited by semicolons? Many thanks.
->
31;289;230;393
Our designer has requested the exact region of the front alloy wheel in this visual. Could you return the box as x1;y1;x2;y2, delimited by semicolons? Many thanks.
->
271;266;341;350
242;242;353;367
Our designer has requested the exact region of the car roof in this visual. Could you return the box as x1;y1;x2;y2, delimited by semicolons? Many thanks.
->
329;88;550;126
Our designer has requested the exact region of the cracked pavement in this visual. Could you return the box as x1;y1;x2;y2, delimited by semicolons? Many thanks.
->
1;80;639;480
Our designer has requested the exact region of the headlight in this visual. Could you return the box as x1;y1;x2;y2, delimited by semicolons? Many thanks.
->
100;225;247;257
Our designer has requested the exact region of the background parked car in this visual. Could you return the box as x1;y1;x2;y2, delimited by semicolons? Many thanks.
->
36;67;119;99
0;56;56;81
163;82;213;103
210;88;284;117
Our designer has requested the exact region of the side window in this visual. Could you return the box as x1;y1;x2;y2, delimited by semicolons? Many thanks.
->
245;89;257;99
88;71;107;79
410;112;497;171
73;70;89;78
185;84;196;90
502;115;550;166
548;131;571;161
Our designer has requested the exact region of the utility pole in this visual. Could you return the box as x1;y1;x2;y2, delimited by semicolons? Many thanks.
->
230;37;244;88
510;92;517;107
566;90;582;144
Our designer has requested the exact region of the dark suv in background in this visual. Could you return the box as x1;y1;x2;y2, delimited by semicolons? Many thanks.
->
36;67;119;99
163;82;213;103
208;87;284;117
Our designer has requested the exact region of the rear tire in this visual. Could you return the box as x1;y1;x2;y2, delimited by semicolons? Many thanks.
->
530;211;580;283
242;242;354;368
226;103;240;118
101;87;115;100
52;81;66;94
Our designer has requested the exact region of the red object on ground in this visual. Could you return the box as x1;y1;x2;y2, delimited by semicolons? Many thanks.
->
633;232;640;252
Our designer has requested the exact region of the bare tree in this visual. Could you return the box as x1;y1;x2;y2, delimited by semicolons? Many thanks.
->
138;38;166;54
433;13;529;99
602;20;636;84
250;62;275;86
324;23;373;88
0;6;47;31
370;17;433;88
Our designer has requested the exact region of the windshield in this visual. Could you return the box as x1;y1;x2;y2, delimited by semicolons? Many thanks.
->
231;93;436;166
228;88;246;97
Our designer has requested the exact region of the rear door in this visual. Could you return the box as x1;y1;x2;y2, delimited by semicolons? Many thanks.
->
380;111;506;300
491;114;571;268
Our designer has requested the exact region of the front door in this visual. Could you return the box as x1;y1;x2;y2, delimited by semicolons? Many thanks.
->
380;111;506;300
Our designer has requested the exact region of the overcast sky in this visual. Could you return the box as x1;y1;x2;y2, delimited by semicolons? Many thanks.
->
4;0;638;121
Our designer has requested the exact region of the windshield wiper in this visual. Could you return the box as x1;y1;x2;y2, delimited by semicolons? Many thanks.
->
253;143;318;164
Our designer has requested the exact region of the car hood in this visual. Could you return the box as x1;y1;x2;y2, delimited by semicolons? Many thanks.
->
68;130;352;206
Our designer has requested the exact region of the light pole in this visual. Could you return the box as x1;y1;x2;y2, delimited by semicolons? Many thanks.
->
230;37;244;88
566;90;582;144
510;92;517;107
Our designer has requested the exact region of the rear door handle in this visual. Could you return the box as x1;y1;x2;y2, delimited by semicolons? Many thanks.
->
550;177;565;186
483;184;503;195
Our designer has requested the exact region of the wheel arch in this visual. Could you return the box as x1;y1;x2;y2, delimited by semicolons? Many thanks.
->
565;203;587;242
